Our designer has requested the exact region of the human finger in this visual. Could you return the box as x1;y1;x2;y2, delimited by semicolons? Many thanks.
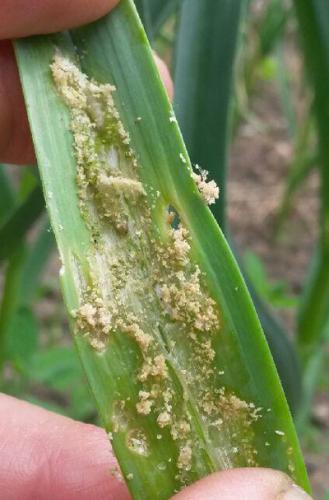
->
0;393;130;500
0;0;119;39
171;468;312;500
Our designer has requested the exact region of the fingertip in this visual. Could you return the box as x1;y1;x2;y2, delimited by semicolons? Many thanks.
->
153;52;174;101
0;394;130;500
0;0;120;39
0;40;35;165
171;468;312;500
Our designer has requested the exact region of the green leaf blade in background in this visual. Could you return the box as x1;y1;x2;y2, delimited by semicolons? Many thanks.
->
293;0;329;363
0;165;16;224
15;0;310;497
0;249;26;370
134;0;181;40
292;0;329;430
0;219;54;382
174;0;245;231
6;305;38;368
19;219;55;303
133;0;152;38
257;0;288;59
0;185;44;262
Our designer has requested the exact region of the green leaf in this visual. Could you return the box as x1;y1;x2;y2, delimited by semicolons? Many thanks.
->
0;185;44;262
135;0;181;40
28;346;95;420
17;167;38;201
294;0;329;364
0;249;26;371
0;218;53;376
275;114;316;234
257;0;289;58
247;287;302;417
29;346;83;390
238;0;291;122
296;346;326;431
148;0;181;39
69;382;96;421
174;0;245;230
15;1;309;496
134;0;152;37
275;41;297;138
6;305;38;367
19;219;55;303
0;164;16;223
243;251;298;309
243;251;268;296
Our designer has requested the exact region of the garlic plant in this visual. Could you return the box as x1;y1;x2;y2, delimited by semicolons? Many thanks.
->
14;0;310;498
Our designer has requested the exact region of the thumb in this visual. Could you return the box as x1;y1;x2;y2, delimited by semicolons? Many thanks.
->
171;468;312;500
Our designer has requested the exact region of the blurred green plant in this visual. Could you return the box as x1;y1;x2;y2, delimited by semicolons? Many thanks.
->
243;251;298;309
134;0;181;40
293;1;329;361
292;0;329;431
174;0;245;230
0;165;93;421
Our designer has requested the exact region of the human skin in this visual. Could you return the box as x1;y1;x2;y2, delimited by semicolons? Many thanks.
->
0;1;311;499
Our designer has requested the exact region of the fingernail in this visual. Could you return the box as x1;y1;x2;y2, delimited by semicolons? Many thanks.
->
277;483;313;500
